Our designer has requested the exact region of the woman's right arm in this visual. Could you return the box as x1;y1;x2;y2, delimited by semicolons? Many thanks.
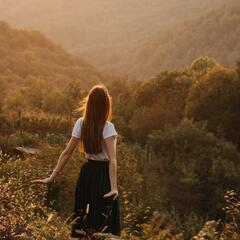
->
32;136;80;184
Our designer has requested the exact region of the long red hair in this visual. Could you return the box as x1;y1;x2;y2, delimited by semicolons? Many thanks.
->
77;84;112;154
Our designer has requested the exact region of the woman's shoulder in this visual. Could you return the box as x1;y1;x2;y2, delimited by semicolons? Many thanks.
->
105;120;114;126
103;120;117;139
76;116;84;123
74;117;84;129
72;117;83;138
105;120;118;130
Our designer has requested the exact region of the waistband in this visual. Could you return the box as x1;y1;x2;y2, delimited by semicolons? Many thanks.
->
87;158;109;164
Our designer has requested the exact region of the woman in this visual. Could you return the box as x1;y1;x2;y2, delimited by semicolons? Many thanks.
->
32;84;121;238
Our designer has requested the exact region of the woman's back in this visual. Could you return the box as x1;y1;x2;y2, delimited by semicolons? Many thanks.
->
71;117;118;161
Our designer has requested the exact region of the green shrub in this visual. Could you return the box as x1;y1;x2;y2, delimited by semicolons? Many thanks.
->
185;67;240;146
45;133;68;145
129;71;193;144
147;119;240;218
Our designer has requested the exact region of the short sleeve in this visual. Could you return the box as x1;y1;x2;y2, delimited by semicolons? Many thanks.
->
71;118;83;138
103;122;118;139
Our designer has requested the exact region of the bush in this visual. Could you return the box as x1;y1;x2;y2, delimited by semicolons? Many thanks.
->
0;152;71;240
147;119;240;218
45;133;68;145
185;67;240;146
130;71;193;144
20;113;69;137
7;131;40;147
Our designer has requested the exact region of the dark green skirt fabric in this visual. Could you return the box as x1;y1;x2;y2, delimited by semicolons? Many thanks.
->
71;159;121;238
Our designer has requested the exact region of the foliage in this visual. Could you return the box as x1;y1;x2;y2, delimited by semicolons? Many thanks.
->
45;133;68;145
0;152;72;240
106;78;137;140
185;66;240;146
129;71;193;144
7;131;40;147
0;21;103;90
147;119;240;218
217;190;240;240
71;202;116;239
0;138;151;239
189;56;219;77
2;79;85;117
129;211;184;240
11;111;69;137
120;190;152;237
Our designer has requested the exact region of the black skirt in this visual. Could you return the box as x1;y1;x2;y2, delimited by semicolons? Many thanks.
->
70;159;121;238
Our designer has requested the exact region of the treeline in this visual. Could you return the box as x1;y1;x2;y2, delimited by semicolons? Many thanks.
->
112;57;240;147
110;57;240;227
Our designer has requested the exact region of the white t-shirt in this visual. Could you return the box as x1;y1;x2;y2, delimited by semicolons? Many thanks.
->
71;117;118;161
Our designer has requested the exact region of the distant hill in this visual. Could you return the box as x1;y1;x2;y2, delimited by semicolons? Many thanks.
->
0;0;224;49
0;21;103;88
0;0;226;79
92;0;240;79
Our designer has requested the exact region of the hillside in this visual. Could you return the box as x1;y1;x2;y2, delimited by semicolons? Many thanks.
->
0;21;103;88
0;0;225;78
0;1;238;80
95;0;240;79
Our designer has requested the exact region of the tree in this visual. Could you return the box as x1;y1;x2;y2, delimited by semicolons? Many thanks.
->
147;119;240;218
3;88;27;114
130;71;193;144
189;56;219;77
185;66;240;146
106;78;137;139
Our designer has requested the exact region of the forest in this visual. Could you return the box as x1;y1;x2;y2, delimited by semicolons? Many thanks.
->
0;19;240;239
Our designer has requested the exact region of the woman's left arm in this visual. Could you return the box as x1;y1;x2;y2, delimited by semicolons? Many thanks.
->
103;135;118;200
32;137;80;184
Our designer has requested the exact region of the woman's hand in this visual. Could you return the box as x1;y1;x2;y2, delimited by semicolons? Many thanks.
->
31;137;80;185
103;189;118;200
31;176;55;184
